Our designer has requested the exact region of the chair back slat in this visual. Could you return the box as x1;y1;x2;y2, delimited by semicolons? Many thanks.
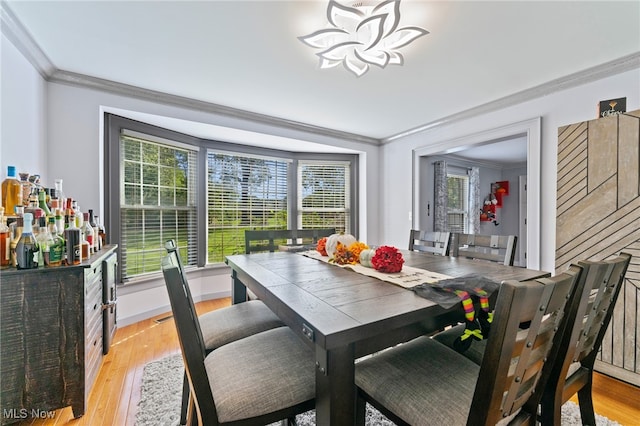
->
469;265;583;425
453;233;517;265
408;230;450;256
245;228;335;254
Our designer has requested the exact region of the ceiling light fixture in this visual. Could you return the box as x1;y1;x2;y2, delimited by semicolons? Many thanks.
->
298;0;429;77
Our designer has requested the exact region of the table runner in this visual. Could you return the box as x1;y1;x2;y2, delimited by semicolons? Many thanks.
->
301;250;453;289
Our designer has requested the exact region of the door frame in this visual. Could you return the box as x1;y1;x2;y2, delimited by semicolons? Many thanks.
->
412;117;541;270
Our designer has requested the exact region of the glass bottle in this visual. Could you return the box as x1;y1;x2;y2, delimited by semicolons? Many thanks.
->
16;212;39;269
1;166;23;216
36;216;51;267
49;188;60;211
54;179;66;213
47;217;64;267
95;215;106;249
9;217;22;267
64;214;81;265
88;209;99;253
38;187;52;217
0;208;10;267
25;188;44;219
83;212;94;255
18;172;32;207
55;209;65;235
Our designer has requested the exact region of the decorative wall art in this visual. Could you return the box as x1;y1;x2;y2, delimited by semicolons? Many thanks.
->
481;180;509;225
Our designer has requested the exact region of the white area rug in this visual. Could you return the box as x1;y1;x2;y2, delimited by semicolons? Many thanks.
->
134;354;621;426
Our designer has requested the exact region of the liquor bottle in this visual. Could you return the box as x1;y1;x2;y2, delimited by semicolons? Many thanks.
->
88;209;99;253
47;217;64;267
16;212;39;269
95;215;106;249
9;217;22;267
54;179;66;212
1;166;23;215
18;172;32;207
36;216;51;267
0;208;10;267
38;188;52;217
55;209;65;235
25;188;44;219
64;214;81;265
83;212;94;254
49;188;60;211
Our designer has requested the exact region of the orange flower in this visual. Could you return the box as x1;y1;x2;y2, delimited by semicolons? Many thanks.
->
316;237;328;256
347;241;369;261
332;241;358;265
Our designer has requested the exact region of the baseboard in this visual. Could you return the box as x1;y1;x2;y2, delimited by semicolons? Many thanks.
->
116;290;231;327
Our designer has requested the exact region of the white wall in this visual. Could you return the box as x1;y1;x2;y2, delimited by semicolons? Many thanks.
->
1;33;47;182
380;68;640;273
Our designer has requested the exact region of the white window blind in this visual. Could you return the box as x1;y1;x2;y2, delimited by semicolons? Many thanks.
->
447;173;469;233
297;160;350;233
207;151;289;263
120;133;198;280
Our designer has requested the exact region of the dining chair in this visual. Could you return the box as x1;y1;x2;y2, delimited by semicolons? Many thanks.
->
244;228;335;254
408;229;450;255
452;233;518;266
161;251;316;426
539;252;631;426
354;266;583;426
164;240;285;425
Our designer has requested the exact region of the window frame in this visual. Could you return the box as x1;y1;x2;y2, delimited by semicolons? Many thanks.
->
105;114;359;285
446;171;470;233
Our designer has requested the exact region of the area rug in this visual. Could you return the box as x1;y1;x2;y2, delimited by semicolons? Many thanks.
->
134;354;621;426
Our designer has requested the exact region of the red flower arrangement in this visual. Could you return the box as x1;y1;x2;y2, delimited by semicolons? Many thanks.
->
316;237;328;256
371;245;404;273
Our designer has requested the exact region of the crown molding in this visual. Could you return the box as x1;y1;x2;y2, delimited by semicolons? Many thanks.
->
48;69;381;146
382;51;640;144
1;1;55;77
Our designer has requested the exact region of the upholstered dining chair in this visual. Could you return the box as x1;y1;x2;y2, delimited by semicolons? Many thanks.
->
452;233;518;266
164;240;285;425
539;252;631;426
354;266;583;426
244;228;335;254
161;251;316;426
408;229;450;255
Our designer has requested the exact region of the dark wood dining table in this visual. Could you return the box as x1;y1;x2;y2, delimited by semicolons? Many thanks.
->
225;250;550;426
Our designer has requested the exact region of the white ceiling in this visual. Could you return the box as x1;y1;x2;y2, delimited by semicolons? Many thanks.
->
5;0;640;163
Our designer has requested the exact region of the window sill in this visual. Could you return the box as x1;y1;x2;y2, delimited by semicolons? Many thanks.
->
118;262;230;296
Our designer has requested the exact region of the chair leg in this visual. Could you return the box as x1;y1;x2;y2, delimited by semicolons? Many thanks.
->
539;390;563;426
355;392;367;426
180;372;190;425
577;378;597;426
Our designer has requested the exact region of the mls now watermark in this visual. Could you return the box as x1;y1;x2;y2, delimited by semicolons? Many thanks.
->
3;408;56;420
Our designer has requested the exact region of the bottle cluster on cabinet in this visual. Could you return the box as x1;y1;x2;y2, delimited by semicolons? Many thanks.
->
1;165;107;270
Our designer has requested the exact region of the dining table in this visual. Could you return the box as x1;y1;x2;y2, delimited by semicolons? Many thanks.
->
225;250;550;425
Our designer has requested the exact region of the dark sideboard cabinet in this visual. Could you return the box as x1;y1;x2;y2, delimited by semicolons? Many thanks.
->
0;245;118;425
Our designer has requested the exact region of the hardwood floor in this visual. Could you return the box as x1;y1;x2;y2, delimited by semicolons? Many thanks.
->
18;298;640;426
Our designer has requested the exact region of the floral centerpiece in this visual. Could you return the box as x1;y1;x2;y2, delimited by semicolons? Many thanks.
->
331;241;369;265
316;237;328;256
371;245;404;273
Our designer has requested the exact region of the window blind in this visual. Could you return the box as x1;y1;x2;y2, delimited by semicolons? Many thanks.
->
120;133;198;280
447;174;469;233
297;160;350;233
206;151;289;263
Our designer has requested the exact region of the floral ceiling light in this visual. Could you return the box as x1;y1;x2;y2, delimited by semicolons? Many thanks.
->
298;0;429;77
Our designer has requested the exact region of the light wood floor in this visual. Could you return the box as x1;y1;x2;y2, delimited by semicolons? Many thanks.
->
18;298;640;426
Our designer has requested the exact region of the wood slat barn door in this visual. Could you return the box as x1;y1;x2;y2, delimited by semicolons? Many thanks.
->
556;109;640;386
